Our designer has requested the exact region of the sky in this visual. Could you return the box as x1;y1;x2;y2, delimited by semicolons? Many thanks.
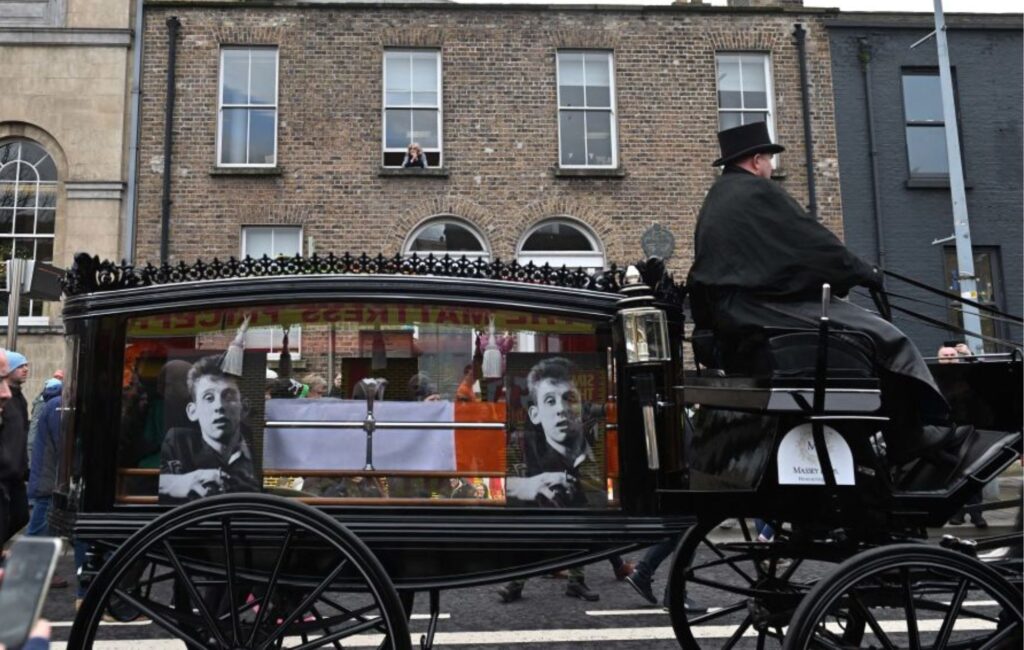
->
453;0;1021;12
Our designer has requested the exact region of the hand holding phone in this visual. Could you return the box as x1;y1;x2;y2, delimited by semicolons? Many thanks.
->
0;537;62;648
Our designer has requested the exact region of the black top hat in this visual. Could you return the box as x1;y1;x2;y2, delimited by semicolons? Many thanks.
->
712;121;785;167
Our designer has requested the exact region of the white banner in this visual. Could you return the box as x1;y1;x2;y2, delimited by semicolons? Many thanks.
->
776;423;855;486
263;399;456;471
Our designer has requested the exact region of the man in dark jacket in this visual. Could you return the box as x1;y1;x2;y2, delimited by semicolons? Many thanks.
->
687;122;949;460
0;350;31;543
27;379;70;588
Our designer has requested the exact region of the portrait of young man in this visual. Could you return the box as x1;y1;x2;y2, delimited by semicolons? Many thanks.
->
159;355;259;504
505;356;605;508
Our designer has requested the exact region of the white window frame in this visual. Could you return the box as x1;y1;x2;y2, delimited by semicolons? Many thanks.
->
714;52;776;142
402;217;490;261
382;49;443;167
556;50;618;169
901;70;951;179
516;219;605;271
0;139;57;327
217;47;279;168
241;225;302;259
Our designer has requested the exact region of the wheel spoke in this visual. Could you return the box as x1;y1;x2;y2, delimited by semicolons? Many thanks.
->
901;567;921;650
689;601;748;625
113;587;210;649
293;616;386;650
687;573;774;599
756;629;767;650
702;537;757;585
258;558;351;650
849;591;897;650
222;519;243;645
978;621;1022;650
310;605;345;650
247;525;297;647
316;596;392;634
160;539;230;648
931;577;969;650
722;614;753;650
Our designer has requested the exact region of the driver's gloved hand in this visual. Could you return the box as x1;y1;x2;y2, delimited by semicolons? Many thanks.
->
867;266;886;291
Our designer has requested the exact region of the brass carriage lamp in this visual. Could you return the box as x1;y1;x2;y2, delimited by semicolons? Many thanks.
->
620;266;671;365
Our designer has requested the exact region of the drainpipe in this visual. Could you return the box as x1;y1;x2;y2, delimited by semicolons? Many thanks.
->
793;23;819;220
121;0;144;264
858;37;886;268
160;16;181;265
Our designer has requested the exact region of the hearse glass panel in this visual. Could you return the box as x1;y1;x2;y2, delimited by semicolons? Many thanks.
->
117;302;619;508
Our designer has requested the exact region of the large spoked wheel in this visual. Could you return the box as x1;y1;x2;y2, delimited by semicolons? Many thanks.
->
783;544;1022;650
667;519;862;650
70;494;411;650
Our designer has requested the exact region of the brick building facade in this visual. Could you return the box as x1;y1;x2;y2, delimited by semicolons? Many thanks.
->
136;0;844;279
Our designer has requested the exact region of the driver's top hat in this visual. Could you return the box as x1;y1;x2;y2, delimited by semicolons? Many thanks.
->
712;121;785;167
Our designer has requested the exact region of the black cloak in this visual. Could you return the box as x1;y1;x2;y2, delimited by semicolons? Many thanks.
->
687;167;948;424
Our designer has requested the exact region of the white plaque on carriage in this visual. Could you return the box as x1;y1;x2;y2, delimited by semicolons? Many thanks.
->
776;424;855;486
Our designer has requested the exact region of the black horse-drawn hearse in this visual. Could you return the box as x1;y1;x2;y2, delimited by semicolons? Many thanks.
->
52;252;1020;648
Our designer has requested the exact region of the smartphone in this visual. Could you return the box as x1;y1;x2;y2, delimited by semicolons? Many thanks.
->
0;536;62;647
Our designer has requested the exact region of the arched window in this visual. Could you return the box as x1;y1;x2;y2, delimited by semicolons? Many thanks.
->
0;139;57;322
517;219;604;271
404;218;489;260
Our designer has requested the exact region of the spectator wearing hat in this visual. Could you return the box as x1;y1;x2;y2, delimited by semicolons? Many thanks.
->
27;377;69;588
0;350;31;543
27;370;64;461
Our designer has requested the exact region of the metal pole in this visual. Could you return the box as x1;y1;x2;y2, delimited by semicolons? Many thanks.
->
933;0;984;354
793;24;819;220
6;258;24;351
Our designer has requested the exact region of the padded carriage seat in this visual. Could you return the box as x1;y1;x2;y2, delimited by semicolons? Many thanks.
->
691;327;876;380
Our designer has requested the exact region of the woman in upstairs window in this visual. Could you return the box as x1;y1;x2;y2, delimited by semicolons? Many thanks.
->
402;142;427;168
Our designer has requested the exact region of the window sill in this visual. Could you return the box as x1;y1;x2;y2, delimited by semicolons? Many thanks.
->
378;167;449;178
210;166;284;177
553;167;626;179
905;177;972;190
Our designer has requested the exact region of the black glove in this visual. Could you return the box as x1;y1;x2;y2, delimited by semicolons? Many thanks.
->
867;266;885;291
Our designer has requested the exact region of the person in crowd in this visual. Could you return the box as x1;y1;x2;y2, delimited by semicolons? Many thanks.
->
408;373;441;402
26;370;63;461
687;121;959;465
499;357;604;602
0;351;30;544
448;477;476;499
402;142;427;168
26;378;68;588
159;355;258;504
937;344;959;363
456;364;479;403
954;342;975;360
268;378;308;399
302;373;329;399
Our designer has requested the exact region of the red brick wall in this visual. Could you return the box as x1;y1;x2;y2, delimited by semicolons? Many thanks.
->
138;3;842;277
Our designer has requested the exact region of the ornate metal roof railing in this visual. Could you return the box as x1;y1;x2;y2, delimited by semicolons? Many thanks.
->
63;252;632;298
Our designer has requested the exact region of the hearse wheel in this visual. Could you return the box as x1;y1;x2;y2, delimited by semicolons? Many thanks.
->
70;493;411;650
667;519;863;650
783;544;1022;650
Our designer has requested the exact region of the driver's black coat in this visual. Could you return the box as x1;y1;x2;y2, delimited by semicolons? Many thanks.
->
687;167;948;422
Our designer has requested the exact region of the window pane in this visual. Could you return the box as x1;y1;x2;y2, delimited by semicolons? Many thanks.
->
385;54;412;105
522;222;595;252
14;210;34;234
0;163;16;181
903;74;943;122
559;111;586;165
741;58;767;109
35;154;56;181
221;109;248;164
35;237;52;262
273;228;302;257
584;56;611;108
17;162;37;183
906;126;949;176
37;185;56;209
0;185;11;208
35;209;54;235
0;209;12;233
741;112;768;126
385;109;412;148
222;50;249;105
14;238;33;259
0;142;15;165
18;141;47;167
244;228;274;258
559;53;585;107
409;222;485;253
717;57;742;109
719;111;742;131
16;186;35;208
411;55;438;106
411;110;438;148
585;111;613;166
250;50;277;106
248;109;276;165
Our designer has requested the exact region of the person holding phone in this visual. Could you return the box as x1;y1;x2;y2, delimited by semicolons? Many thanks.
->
0;619;50;650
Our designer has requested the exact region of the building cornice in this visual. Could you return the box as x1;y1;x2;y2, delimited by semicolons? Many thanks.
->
0;28;132;47
825;13;1023;31
66;182;126;201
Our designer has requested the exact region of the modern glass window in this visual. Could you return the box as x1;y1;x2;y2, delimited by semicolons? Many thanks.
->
557;51;617;168
943;247;1006;349
902;71;951;178
0;139;57;323
517;219;605;271
218;47;278;166
241;226;302;356
715;53;774;133
404;218;489;260
383;50;442;168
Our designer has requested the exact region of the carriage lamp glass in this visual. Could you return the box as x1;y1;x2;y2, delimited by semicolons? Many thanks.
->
622;307;670;364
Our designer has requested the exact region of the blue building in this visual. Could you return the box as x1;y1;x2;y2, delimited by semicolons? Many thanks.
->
827;12;1022;355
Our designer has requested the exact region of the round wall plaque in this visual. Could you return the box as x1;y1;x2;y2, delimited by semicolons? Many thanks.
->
641;223;675;260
